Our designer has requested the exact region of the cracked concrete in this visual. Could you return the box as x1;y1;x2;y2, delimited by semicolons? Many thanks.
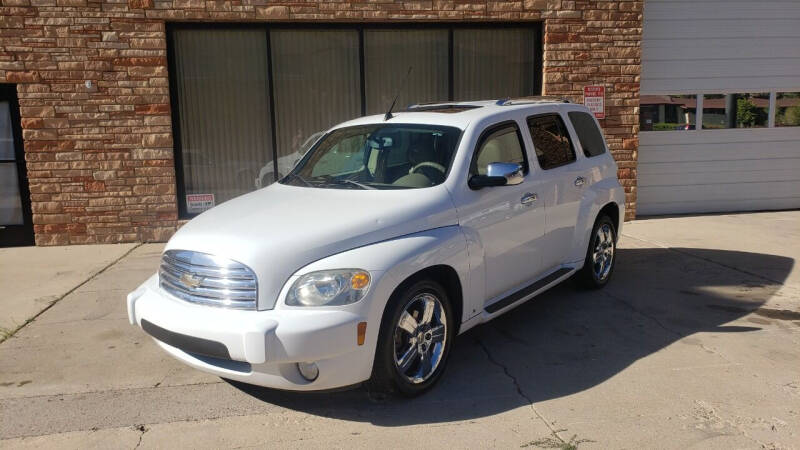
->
1;211;800;449
0;243;140;342
476;338;567;445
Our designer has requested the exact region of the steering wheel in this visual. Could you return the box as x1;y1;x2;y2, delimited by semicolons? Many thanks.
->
409;161;446;176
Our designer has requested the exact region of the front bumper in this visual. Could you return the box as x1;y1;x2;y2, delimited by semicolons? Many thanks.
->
127;275;375;391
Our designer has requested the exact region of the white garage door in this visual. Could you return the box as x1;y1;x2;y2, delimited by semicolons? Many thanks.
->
638;0;800;216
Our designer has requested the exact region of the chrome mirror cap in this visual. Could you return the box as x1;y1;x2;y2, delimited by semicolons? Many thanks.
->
486;162;524;186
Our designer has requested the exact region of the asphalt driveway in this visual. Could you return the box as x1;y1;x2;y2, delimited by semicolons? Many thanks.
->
1;211;799;449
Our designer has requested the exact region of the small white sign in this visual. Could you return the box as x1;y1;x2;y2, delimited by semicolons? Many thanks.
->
583;85;605;119
186;193;215;214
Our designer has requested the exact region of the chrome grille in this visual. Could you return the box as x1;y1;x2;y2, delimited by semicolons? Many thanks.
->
159;250;258;310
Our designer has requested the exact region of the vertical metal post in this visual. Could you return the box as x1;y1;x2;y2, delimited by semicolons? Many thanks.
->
768;92;777;128
695;94;703;130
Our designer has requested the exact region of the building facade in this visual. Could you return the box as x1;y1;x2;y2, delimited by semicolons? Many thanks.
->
2;0;641;246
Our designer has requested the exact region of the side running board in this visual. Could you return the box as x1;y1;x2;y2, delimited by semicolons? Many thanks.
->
484;267;573;314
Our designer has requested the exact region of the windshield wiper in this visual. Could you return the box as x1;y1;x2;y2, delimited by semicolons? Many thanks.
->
288;173;313;187
337;179;376;190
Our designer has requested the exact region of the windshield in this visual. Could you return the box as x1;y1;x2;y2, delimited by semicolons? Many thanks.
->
280;123;462;190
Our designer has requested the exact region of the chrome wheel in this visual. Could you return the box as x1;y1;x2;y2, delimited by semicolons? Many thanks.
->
592;223;615;281
393;292;447;384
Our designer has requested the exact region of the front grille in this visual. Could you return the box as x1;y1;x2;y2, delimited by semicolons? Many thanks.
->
159;250;258;310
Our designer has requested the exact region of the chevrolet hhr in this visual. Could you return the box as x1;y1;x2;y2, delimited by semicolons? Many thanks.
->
126;98;625;396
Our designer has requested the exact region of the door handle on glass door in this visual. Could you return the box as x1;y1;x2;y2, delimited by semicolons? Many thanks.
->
521;193;537;205
574;176;586;187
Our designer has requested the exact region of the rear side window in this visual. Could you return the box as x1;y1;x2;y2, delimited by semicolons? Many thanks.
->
568;111;606;157
471;123;527;176
527;114;576;170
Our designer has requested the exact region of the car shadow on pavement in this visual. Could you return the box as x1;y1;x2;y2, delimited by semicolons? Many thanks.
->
227;247;794;426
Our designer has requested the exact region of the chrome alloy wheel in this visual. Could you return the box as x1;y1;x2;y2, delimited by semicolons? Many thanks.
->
592;223;615;281
393;292;447;384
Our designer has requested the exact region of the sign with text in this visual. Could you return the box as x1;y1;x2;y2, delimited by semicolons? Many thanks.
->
186;193;215;214
583;85;605;119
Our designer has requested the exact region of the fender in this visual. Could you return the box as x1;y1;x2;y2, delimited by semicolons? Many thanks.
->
292;225;473;326
570;174;626;264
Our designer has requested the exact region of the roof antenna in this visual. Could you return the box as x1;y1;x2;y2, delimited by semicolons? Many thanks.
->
385;66;413;121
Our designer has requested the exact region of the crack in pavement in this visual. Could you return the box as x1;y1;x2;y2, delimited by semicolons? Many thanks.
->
0;379;225;402
0;243;144;345
621;233;800;296
132;424;148;450
475;339;567;445
599;287;738;367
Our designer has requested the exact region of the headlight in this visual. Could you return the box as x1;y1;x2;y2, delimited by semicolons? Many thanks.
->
285;269;371;307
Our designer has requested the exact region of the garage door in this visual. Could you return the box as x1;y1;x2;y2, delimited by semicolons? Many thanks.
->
638;0;800;216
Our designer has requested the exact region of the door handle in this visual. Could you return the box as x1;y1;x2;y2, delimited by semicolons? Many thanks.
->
521;192;537;205
574;176;586;187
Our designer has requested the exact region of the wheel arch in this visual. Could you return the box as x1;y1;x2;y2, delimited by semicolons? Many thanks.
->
385;265;464;336
598;201;620;233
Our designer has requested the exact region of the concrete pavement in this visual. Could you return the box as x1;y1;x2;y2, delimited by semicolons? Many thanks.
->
1;211;799;449
0;243;139;341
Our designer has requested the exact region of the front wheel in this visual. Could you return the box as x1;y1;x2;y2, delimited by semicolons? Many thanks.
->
577;215;617;289
368;279;454;397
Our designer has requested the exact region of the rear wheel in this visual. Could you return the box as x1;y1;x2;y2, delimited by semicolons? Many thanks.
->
577;215;617;289
368;279;454;397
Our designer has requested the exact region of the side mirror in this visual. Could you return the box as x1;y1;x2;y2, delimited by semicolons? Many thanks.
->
469;162;524;190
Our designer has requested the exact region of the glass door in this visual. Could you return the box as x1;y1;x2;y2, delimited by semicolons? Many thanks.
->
0;85;33;247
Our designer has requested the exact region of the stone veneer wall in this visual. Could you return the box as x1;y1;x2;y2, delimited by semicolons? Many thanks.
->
0;0;642;245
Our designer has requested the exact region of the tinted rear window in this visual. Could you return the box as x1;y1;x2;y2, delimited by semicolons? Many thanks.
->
568;111;606;157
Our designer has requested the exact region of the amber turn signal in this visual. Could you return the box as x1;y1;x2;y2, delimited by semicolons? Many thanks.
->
357;322;367;346
350;271;370;290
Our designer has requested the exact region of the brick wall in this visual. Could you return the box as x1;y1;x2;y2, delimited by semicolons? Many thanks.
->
0;0;642;245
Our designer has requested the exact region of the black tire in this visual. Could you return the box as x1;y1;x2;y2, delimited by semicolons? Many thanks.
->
577;215;617;289
368;279;455;397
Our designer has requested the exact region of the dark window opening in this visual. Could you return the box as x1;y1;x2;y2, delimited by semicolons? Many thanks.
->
527;114;576;170
568;111;606;157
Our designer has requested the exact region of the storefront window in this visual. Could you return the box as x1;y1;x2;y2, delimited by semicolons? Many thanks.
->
170;25;540;217
702;93;769;129
776;92;800;127
270;30;361;182
364;30;449;115
639;95;696;131
453;28;537;100
172;29;273;212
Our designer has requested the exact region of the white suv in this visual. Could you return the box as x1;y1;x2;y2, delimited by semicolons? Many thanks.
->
127;98;625;396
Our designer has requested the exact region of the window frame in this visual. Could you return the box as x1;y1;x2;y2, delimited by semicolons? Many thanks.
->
166;22;543;218
525;113;578;171
468;120;530;183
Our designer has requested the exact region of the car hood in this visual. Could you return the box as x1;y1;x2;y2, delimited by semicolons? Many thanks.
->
165;183;458;309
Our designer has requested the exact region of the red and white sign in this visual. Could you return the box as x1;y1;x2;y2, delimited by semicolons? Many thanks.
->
583;85;605;119
186;193;215;214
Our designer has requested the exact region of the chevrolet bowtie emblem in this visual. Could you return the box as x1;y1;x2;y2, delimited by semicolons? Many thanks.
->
180;273;203;289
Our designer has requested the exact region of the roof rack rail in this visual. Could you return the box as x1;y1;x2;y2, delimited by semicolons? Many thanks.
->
404;103;481;113
405;101;459;110
496;96;571;106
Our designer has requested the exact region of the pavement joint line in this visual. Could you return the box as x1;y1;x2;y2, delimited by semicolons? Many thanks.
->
0;379;225;402
599;288;737;366
621;232;799;294
475;338;567;445
0;242;144;345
